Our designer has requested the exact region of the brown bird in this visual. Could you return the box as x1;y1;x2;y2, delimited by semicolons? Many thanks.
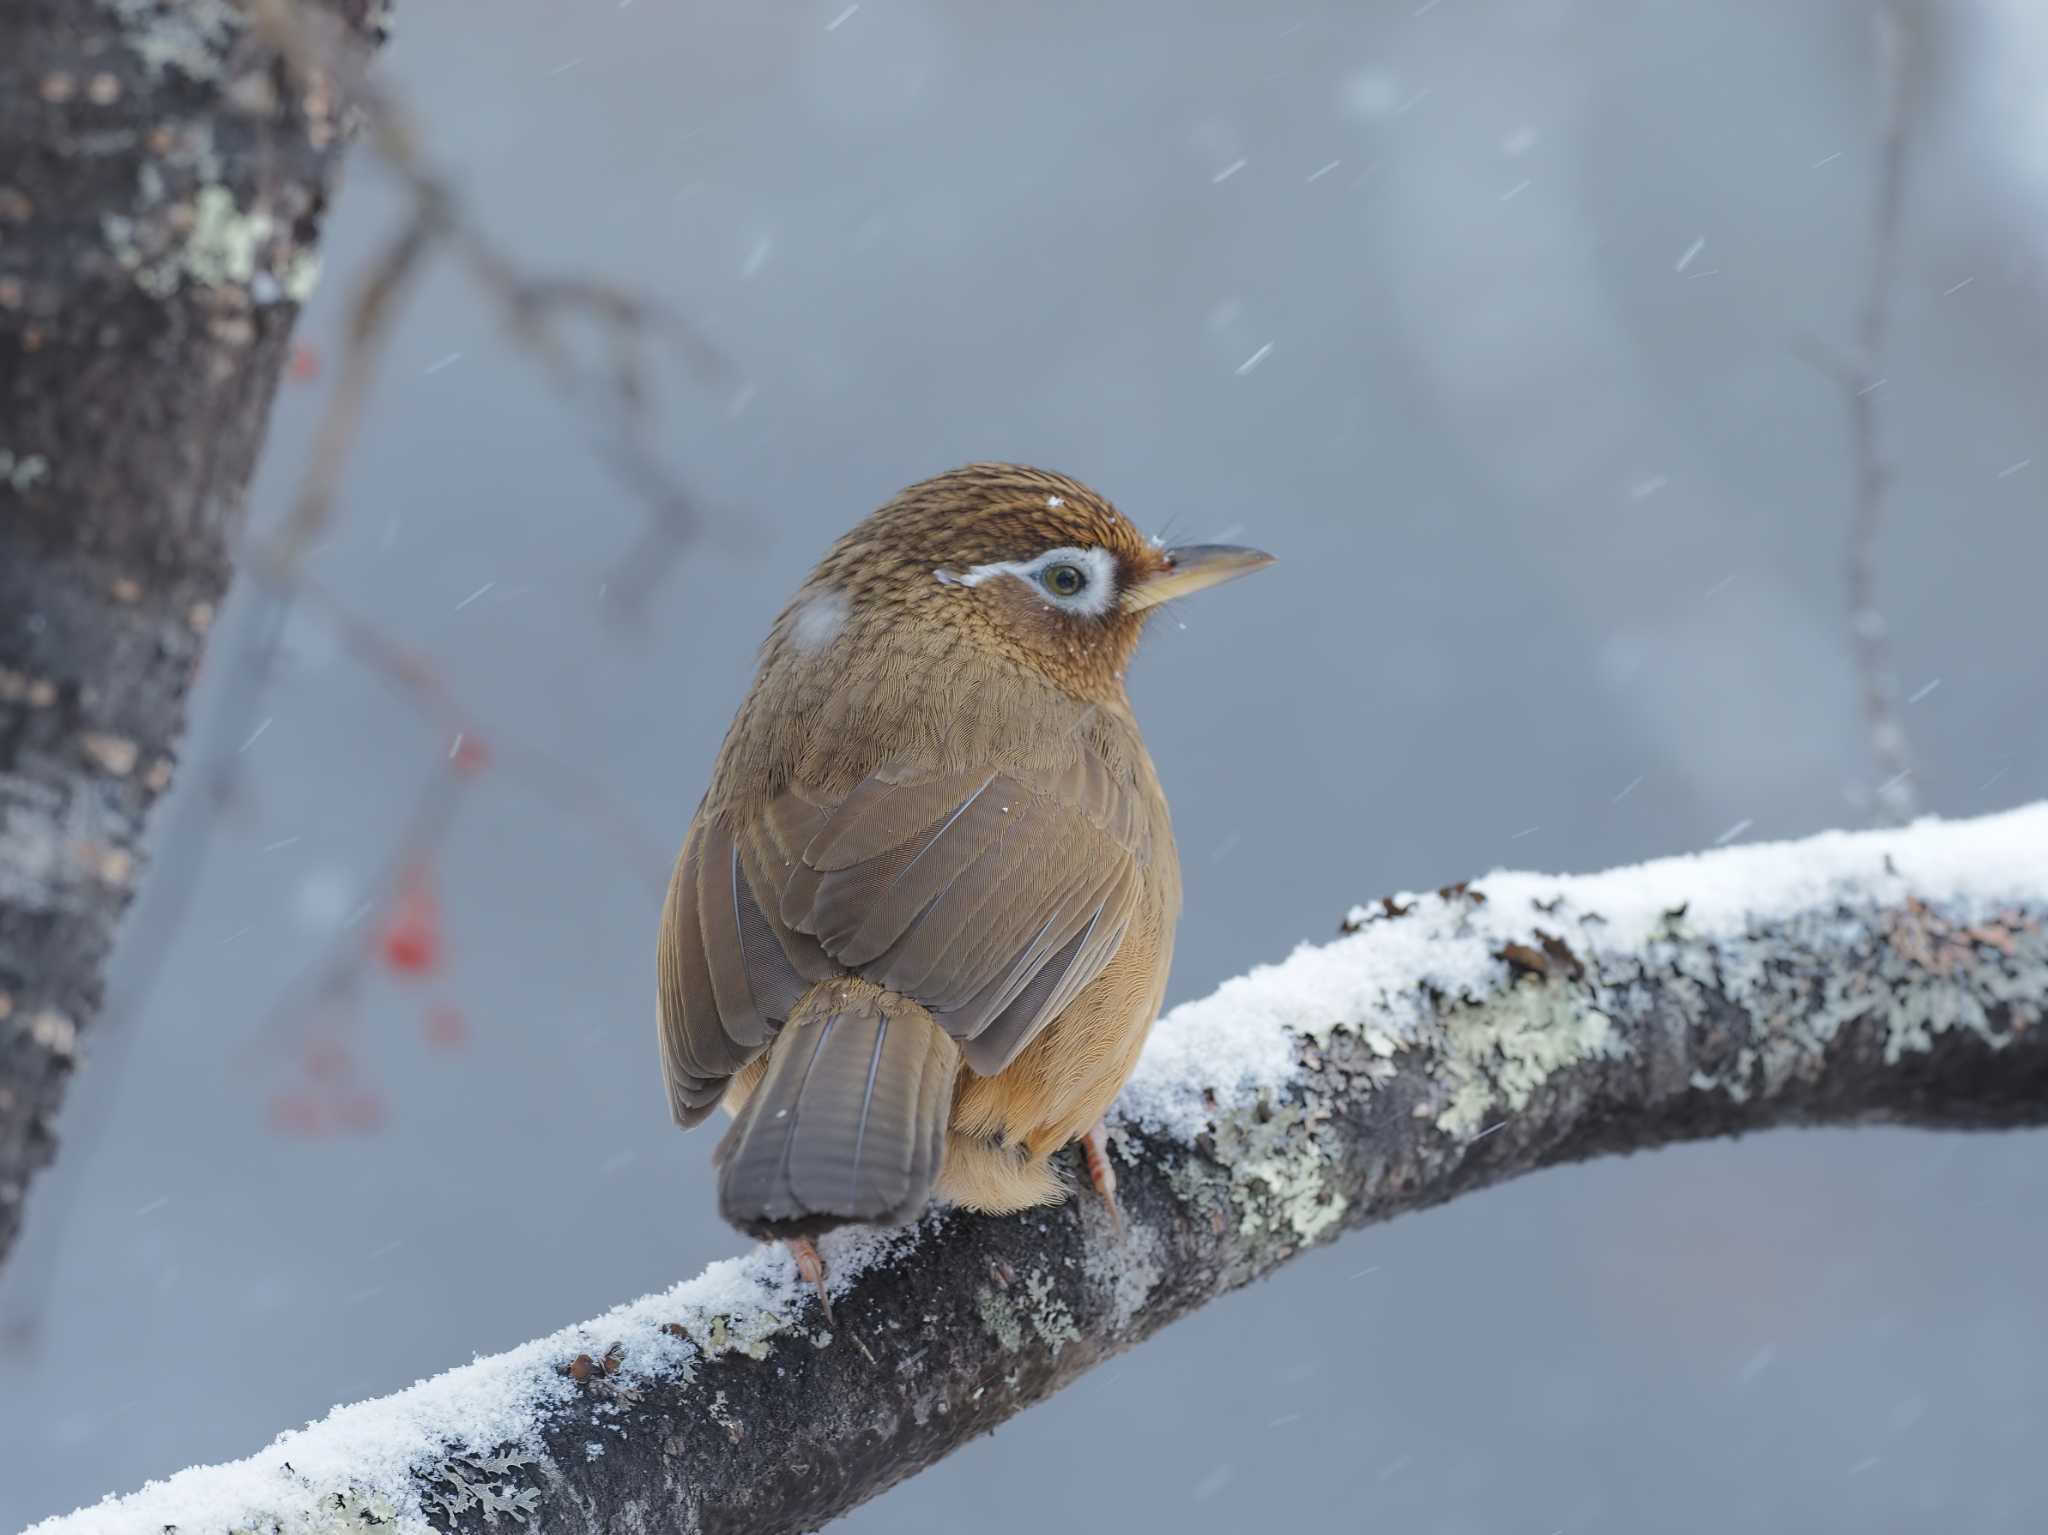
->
656;463;1271;1302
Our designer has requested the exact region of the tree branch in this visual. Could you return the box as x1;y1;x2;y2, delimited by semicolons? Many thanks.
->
35;804;2048;1535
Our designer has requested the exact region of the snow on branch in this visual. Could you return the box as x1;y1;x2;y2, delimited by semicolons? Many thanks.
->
36;805;2048;1535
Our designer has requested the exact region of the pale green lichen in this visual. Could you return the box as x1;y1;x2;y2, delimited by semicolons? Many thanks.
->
0;450;51;493
1432;979;1620;1136
1632;902;2046;1104
283;247;324;302
1021;1270;1081;1355
977;1267;1082;1356
1082;1213;1163;1331
108;0;244;81
106;157;319;304
1359;1023;1406;1060
227;1486;396;1534
1138;887;2040;1272
105;194;281;300
184;184;278;287
427;1450;541;1526
1873;905;2045;1063
976;1285;1027;1352
707;1390;744;1444
207;1452;541;1533
698;1308;785;1363
1176;1095;1348;1249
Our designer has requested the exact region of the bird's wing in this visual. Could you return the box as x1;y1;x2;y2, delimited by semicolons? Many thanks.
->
656;795;836;1127
658;746;1153;1125
782;751;1151;1073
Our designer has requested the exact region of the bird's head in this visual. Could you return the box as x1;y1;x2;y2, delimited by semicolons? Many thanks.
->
788;463;1273;698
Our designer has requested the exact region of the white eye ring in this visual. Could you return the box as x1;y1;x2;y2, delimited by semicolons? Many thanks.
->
935;545;1119;617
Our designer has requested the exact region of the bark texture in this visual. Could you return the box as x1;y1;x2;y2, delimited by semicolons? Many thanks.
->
0;0;381;1265
30;807;2048;1535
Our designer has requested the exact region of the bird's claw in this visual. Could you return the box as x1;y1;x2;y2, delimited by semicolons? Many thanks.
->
787;1236;834;1323
1080;1120;1124;1240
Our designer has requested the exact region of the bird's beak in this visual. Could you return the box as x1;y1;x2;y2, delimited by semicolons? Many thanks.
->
1122;543;1276;612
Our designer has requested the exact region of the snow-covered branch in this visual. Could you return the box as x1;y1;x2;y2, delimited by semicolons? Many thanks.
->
38;806;2048;1535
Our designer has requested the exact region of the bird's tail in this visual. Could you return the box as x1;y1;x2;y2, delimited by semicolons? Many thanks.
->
715;978;958;1240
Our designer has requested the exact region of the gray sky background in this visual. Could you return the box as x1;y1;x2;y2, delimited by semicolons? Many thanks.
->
6;1;2046;1529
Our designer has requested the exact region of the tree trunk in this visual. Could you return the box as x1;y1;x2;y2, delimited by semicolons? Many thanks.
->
0;0;381;1268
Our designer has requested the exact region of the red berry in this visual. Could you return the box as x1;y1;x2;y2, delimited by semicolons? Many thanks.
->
287;342;321;381
378;869;442;978
450;734;490;777
382;922;437;975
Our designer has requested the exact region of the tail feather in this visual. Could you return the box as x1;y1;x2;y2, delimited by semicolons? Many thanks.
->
716;981;958;1239
905;1016;953;1208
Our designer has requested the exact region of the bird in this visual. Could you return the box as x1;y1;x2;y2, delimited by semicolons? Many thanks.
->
656;463;1272;1307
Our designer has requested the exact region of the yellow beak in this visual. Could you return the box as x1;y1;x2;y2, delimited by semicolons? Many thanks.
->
1122;543;1276;613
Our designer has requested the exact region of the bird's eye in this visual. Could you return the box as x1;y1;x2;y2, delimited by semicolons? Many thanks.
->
1041;562;1088;598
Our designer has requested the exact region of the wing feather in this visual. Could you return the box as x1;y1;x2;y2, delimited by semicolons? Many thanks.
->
660;729;1157;1123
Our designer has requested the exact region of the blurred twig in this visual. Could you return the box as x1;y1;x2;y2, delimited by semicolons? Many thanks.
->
244;0;739;605
1838;2;1921;825
273;200;441;567
243;734;466;1074
231;0;699;1059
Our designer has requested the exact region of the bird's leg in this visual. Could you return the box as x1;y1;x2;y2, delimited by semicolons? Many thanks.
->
787;1237;833;1323
1079;1119;1123;1239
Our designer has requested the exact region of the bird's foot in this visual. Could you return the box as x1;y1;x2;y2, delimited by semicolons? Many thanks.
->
1080;1119;1124;1239
787;1236;833;1323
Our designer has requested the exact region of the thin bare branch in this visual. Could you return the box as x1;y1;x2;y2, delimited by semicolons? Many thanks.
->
277;206;442;565
245;0;733;617
1841;0;1920;824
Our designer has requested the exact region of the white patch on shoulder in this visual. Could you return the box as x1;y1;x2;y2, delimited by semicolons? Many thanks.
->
934;545;1120;618
789;587;849;652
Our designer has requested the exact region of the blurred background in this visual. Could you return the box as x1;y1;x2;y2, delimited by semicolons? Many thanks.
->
6;0;2047;1528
